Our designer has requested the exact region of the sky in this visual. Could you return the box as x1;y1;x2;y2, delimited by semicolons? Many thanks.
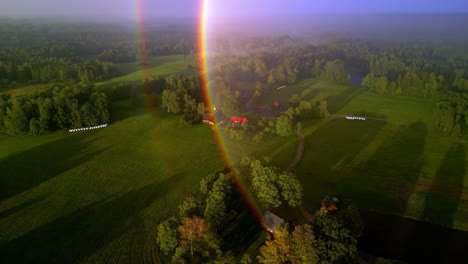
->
1;0;467;19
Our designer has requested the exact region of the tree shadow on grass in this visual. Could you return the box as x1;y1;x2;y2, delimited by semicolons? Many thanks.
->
324;85;366;114
420;143;465;227
0;174;183;264
341;122;427;215
297;115;387;210
359;210;468;263
0;197;43;219
0;134;109;201
222;209;264;256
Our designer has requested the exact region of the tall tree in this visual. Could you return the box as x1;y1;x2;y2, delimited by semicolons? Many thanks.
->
291;224;320;264
276;115;294;136
257;225;295;264
157;217;179;256
178;216;210;257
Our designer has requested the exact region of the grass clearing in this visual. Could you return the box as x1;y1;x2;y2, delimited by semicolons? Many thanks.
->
0;100;225;263
279;79;468;230
0;84;50;97
100;54;196;85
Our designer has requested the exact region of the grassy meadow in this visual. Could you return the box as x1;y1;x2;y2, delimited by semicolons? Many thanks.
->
0;100;227;263
0;96;297;263
271;78;467;231
1;72;466;263
100;54;196;85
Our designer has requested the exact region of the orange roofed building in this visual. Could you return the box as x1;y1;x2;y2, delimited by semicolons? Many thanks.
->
321;195;339;212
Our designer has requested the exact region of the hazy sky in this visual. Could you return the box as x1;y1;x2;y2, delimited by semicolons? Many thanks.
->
1;0;467;19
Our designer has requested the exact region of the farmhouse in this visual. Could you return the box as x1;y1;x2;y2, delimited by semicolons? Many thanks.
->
321;195;339;213
262;211;285;233
230;116;248;124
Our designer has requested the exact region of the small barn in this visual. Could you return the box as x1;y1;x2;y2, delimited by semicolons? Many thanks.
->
262;211;285;233
321;196;339;213
230;116;248;124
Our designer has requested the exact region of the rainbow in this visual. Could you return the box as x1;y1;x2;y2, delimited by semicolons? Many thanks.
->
133;0;266;228
197;0;265;227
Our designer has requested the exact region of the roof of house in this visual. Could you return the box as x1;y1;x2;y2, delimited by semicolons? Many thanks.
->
230;116;248;123
262;211;285;231
321;196;338;211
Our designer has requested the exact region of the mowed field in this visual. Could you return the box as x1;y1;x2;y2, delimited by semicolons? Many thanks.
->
0;84;50;97
0;95;298;263
100;54;196;85
0;100;228;263
275;78;468;231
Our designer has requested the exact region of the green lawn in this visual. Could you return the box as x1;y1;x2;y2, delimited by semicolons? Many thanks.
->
0;97;298;263
0;100;225;263
262;79;360;111
100;54;196;85
279;79;468;230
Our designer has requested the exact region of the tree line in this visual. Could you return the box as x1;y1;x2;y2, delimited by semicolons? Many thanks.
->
0;52;117;85
0;85;110;135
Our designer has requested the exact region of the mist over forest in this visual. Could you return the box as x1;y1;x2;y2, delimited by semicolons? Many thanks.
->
0;2;467;263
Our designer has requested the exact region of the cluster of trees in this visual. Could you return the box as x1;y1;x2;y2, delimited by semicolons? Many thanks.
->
157;170;241;263
240;156;303;208
286;95;330;119
362;71;445;97
257;200;363;264
0;57;116;85
156;159;305;263
156;163;362;263
159;73;205;126
220;117;277;143
311;59;349;82
433;89;467;138
0;86;109;135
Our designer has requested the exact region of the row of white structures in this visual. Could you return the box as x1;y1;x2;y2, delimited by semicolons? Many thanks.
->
69;124;108;132
346;116;366;120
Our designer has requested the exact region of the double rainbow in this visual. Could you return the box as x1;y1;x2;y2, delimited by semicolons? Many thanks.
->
134;0;265;227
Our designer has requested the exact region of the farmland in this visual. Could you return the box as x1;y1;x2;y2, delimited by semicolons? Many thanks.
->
266;79;467;231
0;100;226;263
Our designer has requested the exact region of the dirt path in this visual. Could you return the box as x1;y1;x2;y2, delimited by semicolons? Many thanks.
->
286;129;315;222
287;130;304;172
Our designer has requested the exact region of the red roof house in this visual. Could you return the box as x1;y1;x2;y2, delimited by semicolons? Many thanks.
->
230;116;248;123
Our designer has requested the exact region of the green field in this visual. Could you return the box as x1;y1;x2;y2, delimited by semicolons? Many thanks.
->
0;97;298;263
274;79;468;231
100;54;196;85
1;75;467;262
0;84;50;97
0;100;228;263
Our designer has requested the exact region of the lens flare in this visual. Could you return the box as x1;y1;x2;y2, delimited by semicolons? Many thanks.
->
198;0;265;227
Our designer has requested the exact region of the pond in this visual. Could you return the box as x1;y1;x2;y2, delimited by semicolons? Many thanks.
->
349;72;364;86
359;210;468;263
